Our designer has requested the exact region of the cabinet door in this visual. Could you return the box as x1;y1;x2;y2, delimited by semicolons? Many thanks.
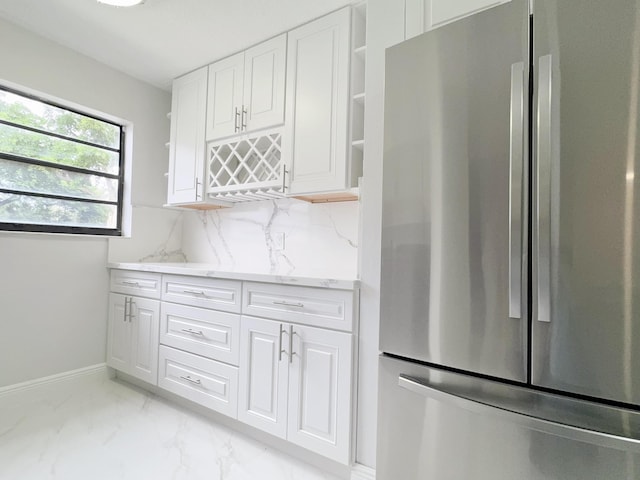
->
405;0;511;39
287;325;352;464
284;7;351;195
238;316;289;439
107;293;130;373
243;34;287;133
168;67;208;204
129;296;160;385
206;52;245;141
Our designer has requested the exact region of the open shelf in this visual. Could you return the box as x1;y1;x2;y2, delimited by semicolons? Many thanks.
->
353;2;367;50
349;1;367;190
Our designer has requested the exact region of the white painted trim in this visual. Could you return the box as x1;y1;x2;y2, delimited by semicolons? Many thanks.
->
351;464;376;480
0;363;109;397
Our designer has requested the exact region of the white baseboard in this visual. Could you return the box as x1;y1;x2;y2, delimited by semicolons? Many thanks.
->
351;464;376;480
0;363;109;397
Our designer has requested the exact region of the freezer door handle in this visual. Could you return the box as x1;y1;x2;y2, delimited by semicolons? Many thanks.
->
398;374;640;452
509;61;525;320
536;54;553;323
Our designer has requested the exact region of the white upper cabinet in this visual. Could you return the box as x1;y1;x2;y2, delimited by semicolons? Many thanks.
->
206;34;287;142
167;67;208;205
405;0;511;39
167;7;364;205
284;7;352;196
243;36;287;133
206;52;245;141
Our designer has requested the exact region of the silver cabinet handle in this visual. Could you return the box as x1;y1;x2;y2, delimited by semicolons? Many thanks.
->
181;328;204;336
182;289;206;297
195;179;202;200
234;107;240;133
241;106;247;130
180;375;202;385
278;324;288;362
509;61;525;320
289;325;295;364
273;300;305;308
129;299;136;322
281;164;288;192
123;297;130;323
122;280;140;286
536;54;553;323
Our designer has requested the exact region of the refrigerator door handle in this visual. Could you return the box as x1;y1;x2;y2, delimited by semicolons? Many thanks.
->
536;54;553;323
509;62;525;320
398;374;640;452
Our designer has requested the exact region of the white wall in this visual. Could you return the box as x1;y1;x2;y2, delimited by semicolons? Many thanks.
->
0;18;171;387
356;0;405;469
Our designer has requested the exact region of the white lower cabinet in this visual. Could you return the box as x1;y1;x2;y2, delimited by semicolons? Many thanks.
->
160;302;240;365
238;315;353;464
109;269;357;465
286;324;352;464
238;316;290;438
107;293;160;385
157;278;242;419
158;345;238;418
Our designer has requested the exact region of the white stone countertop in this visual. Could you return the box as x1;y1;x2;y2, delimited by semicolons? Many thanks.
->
108;262;359;290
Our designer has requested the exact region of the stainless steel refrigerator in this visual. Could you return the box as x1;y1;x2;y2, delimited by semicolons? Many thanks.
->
378;0;640;478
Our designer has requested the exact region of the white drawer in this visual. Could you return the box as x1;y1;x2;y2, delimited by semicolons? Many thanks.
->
110;270;162;299
160;302;240;366
158;346;238;418
242;282;355;332
161;275;242;313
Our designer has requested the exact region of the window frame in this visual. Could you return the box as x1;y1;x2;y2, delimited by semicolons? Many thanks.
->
0;84;126;236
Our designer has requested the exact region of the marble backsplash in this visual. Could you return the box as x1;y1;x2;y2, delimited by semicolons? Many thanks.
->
108;206;186;264
108;200;360;280
181;199;359;279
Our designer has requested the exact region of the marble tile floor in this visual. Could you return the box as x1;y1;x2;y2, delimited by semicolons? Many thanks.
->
0;370;341;480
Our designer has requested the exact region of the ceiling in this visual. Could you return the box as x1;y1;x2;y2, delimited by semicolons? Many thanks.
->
0;0;352;91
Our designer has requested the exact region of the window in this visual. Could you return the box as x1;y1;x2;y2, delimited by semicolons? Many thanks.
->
0;85;125;235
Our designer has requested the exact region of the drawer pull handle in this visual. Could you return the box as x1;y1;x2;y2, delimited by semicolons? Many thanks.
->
181;328;204;336
182;289;206;297
180;375;202;385
273;300;305;308
122;280;140;286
